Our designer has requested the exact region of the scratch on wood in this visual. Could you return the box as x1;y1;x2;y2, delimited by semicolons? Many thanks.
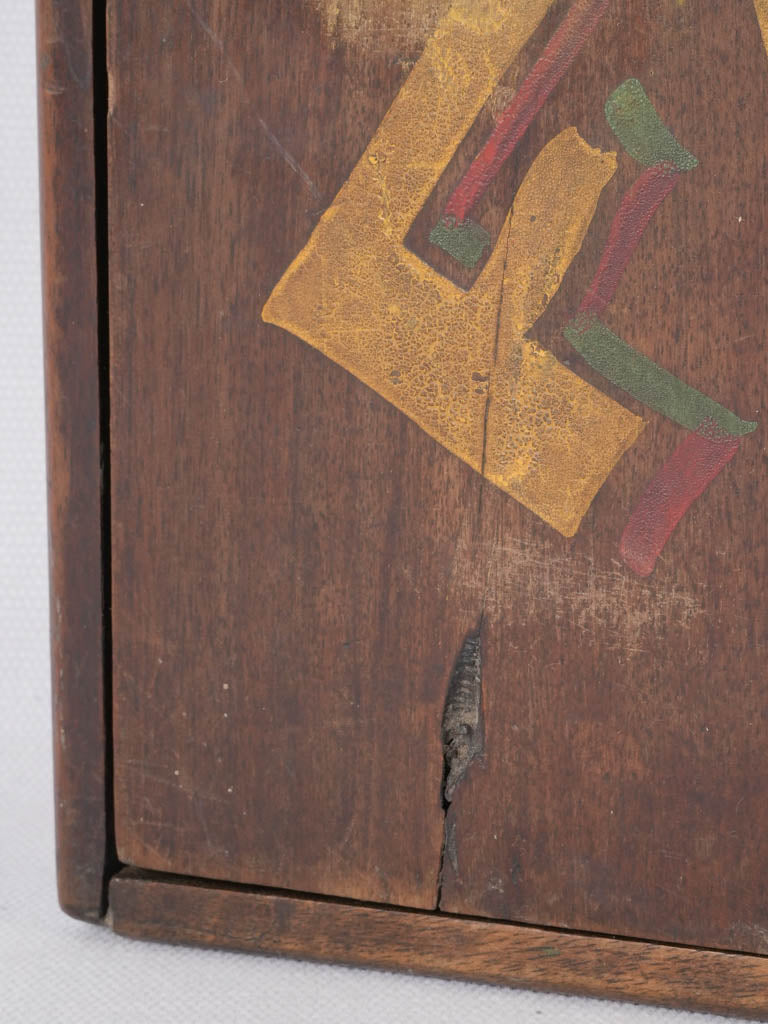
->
308;0;451;52
480;216;513;490
256;116;322;201
185;0;243;83
446;535;702;653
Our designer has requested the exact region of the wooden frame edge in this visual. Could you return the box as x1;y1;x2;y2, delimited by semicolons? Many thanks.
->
37;0;113;920
109;869;768;1019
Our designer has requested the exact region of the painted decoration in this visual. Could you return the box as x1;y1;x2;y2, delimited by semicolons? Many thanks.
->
563;78;757;574
264;0;762;573
431;0;612;268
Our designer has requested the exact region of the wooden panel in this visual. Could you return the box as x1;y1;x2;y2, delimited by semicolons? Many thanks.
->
437;0;768;952
110;869;768;1020
107;0;458;909
108;0;768;953
38;0;109;920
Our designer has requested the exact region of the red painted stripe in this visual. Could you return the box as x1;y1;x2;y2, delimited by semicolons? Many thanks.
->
442;0;611;225
619;431;740;577
579;163;680;317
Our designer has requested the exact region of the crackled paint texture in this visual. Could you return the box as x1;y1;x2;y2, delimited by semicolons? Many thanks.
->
753;0;768;58
263;1;644;537
441;0;611;226
431;0;611;269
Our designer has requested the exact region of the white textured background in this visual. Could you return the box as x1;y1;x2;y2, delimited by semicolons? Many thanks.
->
0;2;750;1021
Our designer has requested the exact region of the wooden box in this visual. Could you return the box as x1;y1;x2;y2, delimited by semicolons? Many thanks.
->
39;0;768;1016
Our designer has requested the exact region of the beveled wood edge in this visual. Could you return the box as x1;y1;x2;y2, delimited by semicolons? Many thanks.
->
109;868;768;1019
37;0;113;919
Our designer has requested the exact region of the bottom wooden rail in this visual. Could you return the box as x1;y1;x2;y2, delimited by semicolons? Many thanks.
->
109;868;768;1019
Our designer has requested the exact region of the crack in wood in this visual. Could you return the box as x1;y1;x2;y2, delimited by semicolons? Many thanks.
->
437;621;485;907
441;625;484;804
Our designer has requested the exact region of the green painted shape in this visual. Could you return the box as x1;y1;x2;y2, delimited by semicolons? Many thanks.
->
605;79;698;171
429;218;491;268
564;317;757;437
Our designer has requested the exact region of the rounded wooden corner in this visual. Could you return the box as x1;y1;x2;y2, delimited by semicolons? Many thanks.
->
38;0;113;922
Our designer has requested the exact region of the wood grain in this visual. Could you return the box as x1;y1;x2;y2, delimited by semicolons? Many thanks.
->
107;0;460;910
110;868;768;1020
436;0;768;952
38;0;109;920
107;0;768;961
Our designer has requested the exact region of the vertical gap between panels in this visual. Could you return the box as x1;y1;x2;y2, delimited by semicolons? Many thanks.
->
93;0;120;912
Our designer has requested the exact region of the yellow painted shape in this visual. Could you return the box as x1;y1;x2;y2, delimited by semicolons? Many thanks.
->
485;131;645;536
754;0;768;56
263;1;645;537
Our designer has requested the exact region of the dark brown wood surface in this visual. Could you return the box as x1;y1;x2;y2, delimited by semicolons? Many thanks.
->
38;0;109;920
438;0;768;949
107;0;768;957
110;868;768;1020
107;0;456;910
